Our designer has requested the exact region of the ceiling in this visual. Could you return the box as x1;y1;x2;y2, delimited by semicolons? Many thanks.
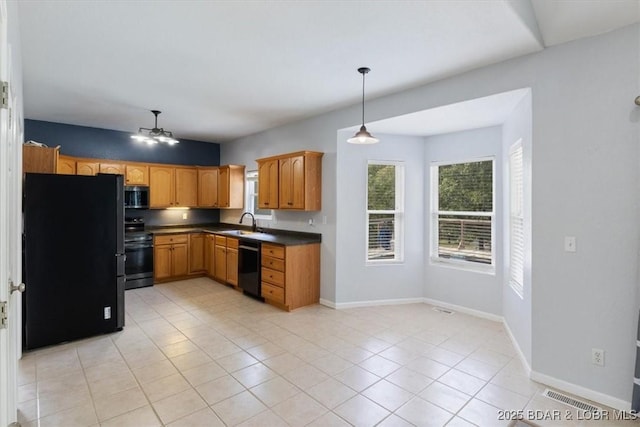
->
16;1;640;143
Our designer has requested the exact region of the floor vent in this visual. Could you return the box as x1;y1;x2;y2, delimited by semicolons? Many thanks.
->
542;389;602;413
432;306;454;315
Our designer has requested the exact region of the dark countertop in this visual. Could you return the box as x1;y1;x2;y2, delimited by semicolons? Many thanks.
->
148;223;321;246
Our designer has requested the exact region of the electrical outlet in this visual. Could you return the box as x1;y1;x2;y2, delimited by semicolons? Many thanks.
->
322;216;327;225
592;348;604;366
182;212;188;220
308;218;314;226
104;306;111;320
564;236;576;252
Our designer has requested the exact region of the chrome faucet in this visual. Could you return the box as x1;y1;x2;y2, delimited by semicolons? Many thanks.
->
239;212;256;232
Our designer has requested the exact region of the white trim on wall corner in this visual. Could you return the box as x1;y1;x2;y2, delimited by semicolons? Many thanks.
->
502;320;531;376
423;298;503;322
530;370;631;412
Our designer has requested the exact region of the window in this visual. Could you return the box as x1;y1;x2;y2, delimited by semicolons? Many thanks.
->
509;142;524;296
431;158;494;271
367;161;404;262
245;170;272;220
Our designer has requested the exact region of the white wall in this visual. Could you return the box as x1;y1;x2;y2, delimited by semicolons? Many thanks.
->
335;131;425;305
502;91;533;367
222;23;640;405
423;126;504;316
529;26;639;406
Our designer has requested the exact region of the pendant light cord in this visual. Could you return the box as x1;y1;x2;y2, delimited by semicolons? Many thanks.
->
361;72;366;126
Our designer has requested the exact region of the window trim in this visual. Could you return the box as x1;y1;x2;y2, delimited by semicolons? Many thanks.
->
366;160;405;264
245;170;273;220
430;156;496;274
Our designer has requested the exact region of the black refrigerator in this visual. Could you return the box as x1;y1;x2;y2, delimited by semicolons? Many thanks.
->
23;173;125;350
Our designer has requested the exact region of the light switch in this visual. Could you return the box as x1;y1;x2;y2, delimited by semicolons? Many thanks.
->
564;236;576;252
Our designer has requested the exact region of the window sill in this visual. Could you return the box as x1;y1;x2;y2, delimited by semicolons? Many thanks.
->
430;258;495;275
366;259;404;266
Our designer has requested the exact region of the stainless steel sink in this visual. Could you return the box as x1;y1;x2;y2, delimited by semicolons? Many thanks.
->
222;230;259;236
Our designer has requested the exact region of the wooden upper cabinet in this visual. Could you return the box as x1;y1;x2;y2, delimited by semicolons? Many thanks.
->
198;167;219;207
150;166;197;208
259;151;322;211
57;155;76;175
76;161;99;176
257;159;278;209
218;166;229;207
279;155;305;209
218;165;245;209
149;166;175;207
45;152;241;210
175;168;198;207
23;145;59;174
99;162;125;175
125;164;149;185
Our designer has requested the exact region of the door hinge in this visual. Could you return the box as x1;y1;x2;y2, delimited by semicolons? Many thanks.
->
1;81;8;109
0;301;7;329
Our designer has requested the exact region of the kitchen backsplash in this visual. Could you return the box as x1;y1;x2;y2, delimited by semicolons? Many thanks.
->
126;208;219;227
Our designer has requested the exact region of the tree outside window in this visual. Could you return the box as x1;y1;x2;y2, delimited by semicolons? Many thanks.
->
432;159;494;268
367;161;404;262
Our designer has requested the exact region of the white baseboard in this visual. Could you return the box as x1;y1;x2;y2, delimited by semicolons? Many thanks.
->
323;297;425;310
318;298;336;309
530;370;631;412
423;297;503;322
502;320;531;376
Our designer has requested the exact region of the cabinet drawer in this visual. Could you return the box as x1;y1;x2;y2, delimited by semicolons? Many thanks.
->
215;235;227;246
261;255;284;272
227;238;239;249
261;283;284;303
261;267;284;286
155;234;188;245
262;244;285;259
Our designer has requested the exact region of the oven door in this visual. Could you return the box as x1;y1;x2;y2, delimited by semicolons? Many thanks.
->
124;242;154;289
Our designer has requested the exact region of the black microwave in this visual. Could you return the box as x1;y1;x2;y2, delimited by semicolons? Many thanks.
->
124;185;149;209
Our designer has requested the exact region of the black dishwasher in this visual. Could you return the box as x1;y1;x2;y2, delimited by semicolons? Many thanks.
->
238;240;263;300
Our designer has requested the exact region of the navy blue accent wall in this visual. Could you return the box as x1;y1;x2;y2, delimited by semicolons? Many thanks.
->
24;119;220;166
25;119;223;226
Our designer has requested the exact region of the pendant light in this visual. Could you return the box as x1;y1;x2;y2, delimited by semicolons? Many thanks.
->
131;110;179;145
347;67;379;144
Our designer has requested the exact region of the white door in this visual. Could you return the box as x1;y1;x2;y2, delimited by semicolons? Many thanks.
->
0;0;23;424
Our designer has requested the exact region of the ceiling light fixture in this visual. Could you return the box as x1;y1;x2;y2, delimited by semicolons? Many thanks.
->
131;110;179;145
347;67;379;144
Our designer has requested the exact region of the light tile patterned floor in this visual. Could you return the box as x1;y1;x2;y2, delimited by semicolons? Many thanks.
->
16;278;638;426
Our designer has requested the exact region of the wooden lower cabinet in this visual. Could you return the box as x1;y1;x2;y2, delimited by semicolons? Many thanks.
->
261;242;320;311
154;234;189;282
213;236;227;282
153;232;319;312
205;234;216;277
226;239;239;287
189;233;206;274
212;236;239;287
